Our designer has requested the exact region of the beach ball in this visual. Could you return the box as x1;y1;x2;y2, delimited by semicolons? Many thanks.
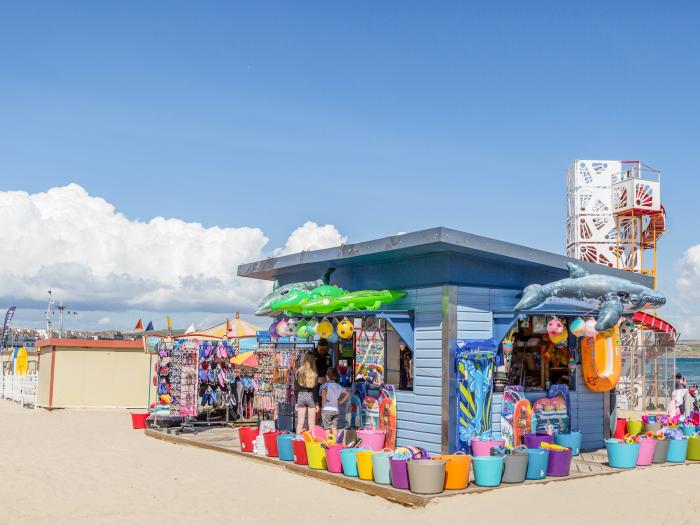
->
317;318;334;339
337;318;354;339
306;319;319;337
570;317;585;337
285;318;297;336
584;318;598;337
275;319;288;337
619;319;635;337
550;327;568;345
296;321;310;339
547;318;564;339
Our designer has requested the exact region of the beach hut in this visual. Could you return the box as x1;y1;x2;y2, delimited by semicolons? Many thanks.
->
238;227;663;454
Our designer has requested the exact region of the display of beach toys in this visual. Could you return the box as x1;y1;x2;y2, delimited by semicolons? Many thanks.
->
523;433;554;449
433;453;471;490
340;448;368;477
554;430;582;456
526;448;549;480
502;447;528;483
471;436;505;456
239;426;259;452
605;438;640;469
472;455;504;487
407;458;446;494
357;428;387;451
277;433;295;461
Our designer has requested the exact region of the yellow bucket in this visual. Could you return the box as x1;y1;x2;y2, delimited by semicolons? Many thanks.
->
305;441;327;470
356;451;377;480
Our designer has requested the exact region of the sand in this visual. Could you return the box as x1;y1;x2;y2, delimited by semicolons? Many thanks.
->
1;400;699;525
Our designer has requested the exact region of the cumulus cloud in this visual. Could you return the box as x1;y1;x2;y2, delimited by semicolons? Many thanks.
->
673;244;700;338
0;184;345;317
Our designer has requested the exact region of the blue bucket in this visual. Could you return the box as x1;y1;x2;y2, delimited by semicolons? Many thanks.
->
605;439;640;469
277;434;295;461
667;439;688;463
681;426;697;436
472;455;504;487
555;431;582;456
340;448;367;477
526;448;549;480
371;451;392;485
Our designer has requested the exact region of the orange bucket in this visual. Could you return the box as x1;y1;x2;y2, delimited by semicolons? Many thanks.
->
433;453;471;490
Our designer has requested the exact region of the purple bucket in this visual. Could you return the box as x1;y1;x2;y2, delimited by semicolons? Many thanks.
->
389;458;410;490
546;448;572;477
524;433;554;449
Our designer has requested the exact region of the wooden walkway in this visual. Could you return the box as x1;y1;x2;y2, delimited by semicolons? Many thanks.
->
144;427;692;507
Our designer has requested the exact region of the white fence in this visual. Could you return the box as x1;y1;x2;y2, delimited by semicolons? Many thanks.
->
1;373;39;408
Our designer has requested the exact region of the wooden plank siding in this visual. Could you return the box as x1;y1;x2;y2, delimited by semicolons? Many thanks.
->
391;287;444;454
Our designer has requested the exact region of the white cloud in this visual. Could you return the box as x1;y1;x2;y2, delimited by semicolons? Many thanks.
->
674;244;700;338
97;317;112;325
273;221;346;256
0;184;345;320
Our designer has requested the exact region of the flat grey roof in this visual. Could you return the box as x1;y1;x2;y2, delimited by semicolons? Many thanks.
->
237;227;652;286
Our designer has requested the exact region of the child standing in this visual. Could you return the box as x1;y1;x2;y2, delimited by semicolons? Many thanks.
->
320;367;350;436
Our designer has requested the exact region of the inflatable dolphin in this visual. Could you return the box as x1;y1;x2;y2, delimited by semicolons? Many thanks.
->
255;268;335;316
514;263;666;331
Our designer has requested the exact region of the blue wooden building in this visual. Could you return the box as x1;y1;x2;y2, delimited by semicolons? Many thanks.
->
238;227;652;455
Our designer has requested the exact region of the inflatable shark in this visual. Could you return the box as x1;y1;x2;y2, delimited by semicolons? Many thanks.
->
255;269;335;316
514;263;666;331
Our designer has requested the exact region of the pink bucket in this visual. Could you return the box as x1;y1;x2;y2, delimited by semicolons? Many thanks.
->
471;438;505;456
325;444;346;473
637;437;657;466
357;428;386;451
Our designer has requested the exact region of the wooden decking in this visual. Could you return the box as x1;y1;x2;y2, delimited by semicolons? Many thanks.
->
144;427;695;507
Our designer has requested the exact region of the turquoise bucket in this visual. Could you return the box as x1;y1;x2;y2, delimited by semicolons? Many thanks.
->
340;448;367;477
277;434;295;461
526;448;549;480
605;439;640;469
472;455;504;487
555;431;582;456
371;452;392;485
667;439;688;463
681;426;697;436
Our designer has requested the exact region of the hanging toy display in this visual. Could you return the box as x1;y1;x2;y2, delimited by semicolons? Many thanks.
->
285;318;297;336
306;319;319;337
296;320;311;339
583;318;598;338
547;318;568;344
337;317;354;339
275;319;289;337
569;317;585;337
317;318;334;338
268;321;278;338
619;319;635;337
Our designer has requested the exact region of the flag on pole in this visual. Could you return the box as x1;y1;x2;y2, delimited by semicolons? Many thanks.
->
134;319;143;331
2;306;17;348
145;321;154;331
166;315;173;336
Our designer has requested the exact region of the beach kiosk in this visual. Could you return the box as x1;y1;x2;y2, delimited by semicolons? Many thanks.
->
238;227;662;454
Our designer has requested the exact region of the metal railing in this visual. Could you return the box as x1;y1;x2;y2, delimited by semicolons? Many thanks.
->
1;373;39;409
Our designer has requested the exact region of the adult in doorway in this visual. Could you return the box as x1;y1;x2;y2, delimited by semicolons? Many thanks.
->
295;351;318;434
315;338;333;423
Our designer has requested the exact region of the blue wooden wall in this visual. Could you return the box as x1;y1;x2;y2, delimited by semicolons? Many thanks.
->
390;287;444;455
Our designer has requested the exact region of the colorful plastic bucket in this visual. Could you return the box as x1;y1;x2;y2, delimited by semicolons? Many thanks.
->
666;439;688;463
471;438;505;456
636;437;657;466
239;426;259;453
277;434;295;461
686;436;700;461
652;439;669;464
389;456;410;489
606;439;640;469
305;441;327;470
357;451;377;480
523;433;554;449
681;426;697;436
357;429;386;451
526;448;549;480
502;451;528;484
130;412;149;429
292;438;308;465
613;418;627;439
472;455;504;487
554;431;582;456
547;448;572;477
433;454;471;490
371;451;393;485
644;422;662;434
626;420;643;436
407;459;446;494
263;431;282;457
324;444;346;473
340;448;367;477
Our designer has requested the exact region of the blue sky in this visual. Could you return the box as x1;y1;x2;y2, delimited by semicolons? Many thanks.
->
1;2;699;335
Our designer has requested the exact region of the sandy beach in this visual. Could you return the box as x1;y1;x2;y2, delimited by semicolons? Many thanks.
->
1;401;698;525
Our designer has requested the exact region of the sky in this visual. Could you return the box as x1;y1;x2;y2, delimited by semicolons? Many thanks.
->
1;2;699;336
